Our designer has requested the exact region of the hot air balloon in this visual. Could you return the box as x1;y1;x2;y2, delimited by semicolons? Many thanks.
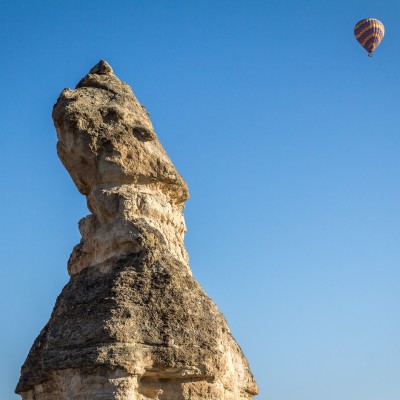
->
354;18;384;57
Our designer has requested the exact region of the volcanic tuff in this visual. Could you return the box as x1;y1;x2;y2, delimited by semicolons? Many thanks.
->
16;60;258;399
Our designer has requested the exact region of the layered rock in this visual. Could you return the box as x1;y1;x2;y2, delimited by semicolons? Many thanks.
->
16;61;258;399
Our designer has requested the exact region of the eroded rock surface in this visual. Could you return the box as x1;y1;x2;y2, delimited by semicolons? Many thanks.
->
16;61;258;399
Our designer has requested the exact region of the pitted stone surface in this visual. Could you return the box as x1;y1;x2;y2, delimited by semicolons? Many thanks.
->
16;61;258;399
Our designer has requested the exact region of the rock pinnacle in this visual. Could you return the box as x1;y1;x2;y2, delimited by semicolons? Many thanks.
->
16;61;258;399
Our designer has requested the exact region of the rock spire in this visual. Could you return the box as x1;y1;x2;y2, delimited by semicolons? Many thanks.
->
16;61;258;399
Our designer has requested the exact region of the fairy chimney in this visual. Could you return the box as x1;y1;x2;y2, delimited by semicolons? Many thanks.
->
16;61;258;399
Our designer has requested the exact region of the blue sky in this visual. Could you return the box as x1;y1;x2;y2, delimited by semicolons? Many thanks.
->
1;1;399;399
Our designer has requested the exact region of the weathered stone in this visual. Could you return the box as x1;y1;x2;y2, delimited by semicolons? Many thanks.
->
16;61;258;399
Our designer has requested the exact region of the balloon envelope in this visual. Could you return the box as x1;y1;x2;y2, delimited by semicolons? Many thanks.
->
354;18;384;56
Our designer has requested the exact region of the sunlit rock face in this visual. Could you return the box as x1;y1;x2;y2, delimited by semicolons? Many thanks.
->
16;61;258;400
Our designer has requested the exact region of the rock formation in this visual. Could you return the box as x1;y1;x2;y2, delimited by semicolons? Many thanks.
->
16;61;258;399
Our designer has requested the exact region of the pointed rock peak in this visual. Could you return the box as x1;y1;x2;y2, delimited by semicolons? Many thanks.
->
89;60;114;75
75;59;127;93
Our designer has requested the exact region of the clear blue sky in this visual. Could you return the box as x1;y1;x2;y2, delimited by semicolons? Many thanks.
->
1;1;399;399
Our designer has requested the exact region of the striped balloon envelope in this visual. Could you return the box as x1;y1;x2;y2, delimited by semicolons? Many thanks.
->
354;18;385;56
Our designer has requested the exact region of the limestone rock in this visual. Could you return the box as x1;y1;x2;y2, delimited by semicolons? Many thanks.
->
16;61;258;399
